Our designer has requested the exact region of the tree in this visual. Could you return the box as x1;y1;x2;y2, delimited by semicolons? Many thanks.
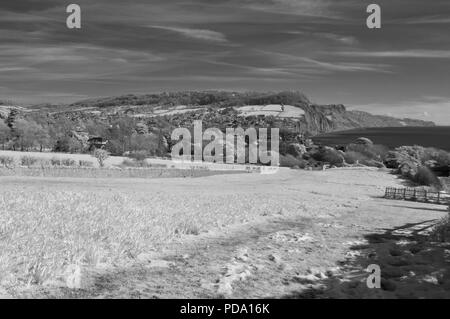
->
93;149;109;167
14;119;44;151
105;118;135;155
54;136;83;153
6;109;18;130
0;120;11;150
129;133;160;156
35;125;51;152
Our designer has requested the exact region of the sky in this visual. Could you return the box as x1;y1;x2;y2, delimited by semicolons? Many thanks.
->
0;0;450;124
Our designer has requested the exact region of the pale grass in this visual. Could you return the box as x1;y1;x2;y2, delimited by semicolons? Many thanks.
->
0;187;286;290
0;190;198;288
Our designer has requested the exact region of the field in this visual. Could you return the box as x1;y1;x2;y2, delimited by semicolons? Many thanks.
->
1;168;449;298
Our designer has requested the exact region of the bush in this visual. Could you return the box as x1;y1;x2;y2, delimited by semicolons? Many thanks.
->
411;166;442;189
347;143;388;160
430;213;450;242
385;145;450;169
37;159;51;168
20;156;38;167
0;155;15;168
121;159;146;168
344;151;370;164
79;160;94;167
128;150;148;162
421;147;450;166
93;149;110;167
50;157;62;166
61;158;77;167
312;148;344;166
279;154;307;168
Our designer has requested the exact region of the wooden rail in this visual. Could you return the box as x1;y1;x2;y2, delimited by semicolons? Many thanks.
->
385;187;450;206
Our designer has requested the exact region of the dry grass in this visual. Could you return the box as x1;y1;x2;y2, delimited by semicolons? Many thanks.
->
0;190;214;289
0;167;416;296
0;184;281;291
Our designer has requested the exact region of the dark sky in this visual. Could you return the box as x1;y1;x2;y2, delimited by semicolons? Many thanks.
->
1;0;450;124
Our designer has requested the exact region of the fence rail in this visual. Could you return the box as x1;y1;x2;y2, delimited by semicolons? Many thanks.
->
385;187;450;206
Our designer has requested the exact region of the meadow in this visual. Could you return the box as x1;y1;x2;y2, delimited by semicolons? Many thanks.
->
0;171;299;293
1;167;449;298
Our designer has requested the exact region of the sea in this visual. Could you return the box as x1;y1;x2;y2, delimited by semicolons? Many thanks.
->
312;126;450;151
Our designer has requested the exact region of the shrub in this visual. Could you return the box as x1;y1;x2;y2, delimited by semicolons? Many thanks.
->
128;150;148;162
430;213;450;242
121;159;148;168
347;143;388;160
50;157;62;166
312;148;344;166
279;154;307;168
79;160;94;167
421;147;450;166
61;158;77;167
0;155;15;168
37;159;51;168
411;166;442;190
344;151;370;164
20;156;38;167
93;149;109;167
385;145;450;169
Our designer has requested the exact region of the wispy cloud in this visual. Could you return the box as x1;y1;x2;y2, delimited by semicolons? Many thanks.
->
149;25;228;43
0;67;32;72
240;0;336;18
285;31;357;45
0;0;59;13
337;50;450;59
257;51;390;74
300;57;391;73
400;15;450;24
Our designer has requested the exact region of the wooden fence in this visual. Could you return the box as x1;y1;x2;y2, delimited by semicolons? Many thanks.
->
385;187;450;206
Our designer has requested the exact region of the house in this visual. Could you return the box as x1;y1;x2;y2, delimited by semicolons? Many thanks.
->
88;136;108;151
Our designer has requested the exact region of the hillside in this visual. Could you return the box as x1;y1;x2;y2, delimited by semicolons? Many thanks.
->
0;91;435;157
5;91;434;135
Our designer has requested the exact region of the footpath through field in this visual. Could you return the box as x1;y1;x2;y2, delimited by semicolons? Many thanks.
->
3;168;449;299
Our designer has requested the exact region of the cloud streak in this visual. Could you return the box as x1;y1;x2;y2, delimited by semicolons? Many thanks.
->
149;25;228;43
337;50;450;59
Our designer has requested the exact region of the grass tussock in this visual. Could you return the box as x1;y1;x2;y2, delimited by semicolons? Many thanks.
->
431;213;450;242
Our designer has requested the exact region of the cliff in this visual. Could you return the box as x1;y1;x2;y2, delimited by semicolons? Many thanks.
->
7;91;435;137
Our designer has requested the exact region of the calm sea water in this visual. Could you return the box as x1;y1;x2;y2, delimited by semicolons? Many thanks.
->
312;126;450;151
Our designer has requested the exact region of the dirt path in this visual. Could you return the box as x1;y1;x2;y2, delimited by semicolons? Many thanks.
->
49;198;448;299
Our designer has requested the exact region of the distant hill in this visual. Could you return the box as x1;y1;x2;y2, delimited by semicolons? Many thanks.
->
2;91;435;136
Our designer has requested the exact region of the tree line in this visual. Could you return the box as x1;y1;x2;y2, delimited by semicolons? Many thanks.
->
0;109;169;156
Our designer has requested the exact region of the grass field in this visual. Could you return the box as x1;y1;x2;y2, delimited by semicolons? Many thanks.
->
1;168;449;298
1;172;300;291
